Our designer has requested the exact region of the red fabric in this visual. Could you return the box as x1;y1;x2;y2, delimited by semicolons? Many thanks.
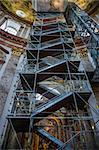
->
0;45;9;54
0;59;5;64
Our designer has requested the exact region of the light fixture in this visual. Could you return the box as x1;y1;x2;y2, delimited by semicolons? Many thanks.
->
80;86;83;89
92;125;94;130
17;102;20;107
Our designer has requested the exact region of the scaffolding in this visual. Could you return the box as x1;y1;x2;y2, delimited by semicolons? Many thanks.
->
68;2;99;82
1;6;99;150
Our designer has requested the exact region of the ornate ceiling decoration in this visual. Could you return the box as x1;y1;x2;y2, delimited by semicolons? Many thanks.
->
1;0;34;22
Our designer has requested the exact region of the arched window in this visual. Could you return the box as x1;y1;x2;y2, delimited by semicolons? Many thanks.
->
0;19;21;35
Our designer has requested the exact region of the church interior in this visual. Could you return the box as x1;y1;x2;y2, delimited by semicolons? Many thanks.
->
0;0;99;149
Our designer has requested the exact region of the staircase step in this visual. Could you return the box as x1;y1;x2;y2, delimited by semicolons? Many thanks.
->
31;92;73;121
36;128;64;147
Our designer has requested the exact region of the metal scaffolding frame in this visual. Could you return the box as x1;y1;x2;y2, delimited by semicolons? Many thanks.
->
69;3;99;81
1;8;99;150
